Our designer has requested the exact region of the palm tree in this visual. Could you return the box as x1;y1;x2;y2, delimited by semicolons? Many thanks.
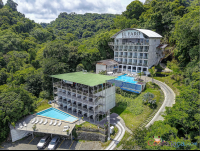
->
149;67;157;83
138;72;144;80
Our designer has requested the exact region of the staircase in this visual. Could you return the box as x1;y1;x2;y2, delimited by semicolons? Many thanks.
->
10;128;31;142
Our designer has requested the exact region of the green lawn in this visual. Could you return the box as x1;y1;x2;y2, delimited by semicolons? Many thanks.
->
34;99;51;113
111;82;164;131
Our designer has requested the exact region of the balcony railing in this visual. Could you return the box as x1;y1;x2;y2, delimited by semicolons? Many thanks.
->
114;55;118;57
143;63;148;66
132;62;137;65
118;61;122;64
143;56;148;59
133;56;137;58
122;61;127;64
138;56;143;59
108;42;149;46
138;63;143;66
144;49;148;52
138;49;143;52
133;49;137;52
128;55;132;58
123;55;127;58
119;55;122;57
128;62;132;65
123;49;127;51
128;49;132;51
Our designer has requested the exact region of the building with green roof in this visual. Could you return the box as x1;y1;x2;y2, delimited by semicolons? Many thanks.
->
50;71;116;124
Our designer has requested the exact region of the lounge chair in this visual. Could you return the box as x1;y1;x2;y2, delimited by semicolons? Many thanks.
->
23;121;27;127
19;123;23;129
35;118;39;124
53;120;57;126
39;119;43;124
58;120;62;126
63;129;68;132
43;119;48;125
64;126;70;129
31;118;35;124
49;120;53;126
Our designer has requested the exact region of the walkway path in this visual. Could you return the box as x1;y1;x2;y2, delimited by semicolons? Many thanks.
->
140;76;176;127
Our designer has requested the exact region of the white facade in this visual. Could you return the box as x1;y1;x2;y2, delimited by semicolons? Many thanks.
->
108;28;164;74
53;81;115;123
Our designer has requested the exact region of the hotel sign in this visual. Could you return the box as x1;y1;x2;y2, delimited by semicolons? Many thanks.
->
116;30;144;39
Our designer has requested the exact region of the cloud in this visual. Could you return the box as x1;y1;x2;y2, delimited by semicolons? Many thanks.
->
2;0;144;23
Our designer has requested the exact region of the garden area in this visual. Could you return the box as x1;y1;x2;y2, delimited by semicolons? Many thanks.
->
111;82;164;131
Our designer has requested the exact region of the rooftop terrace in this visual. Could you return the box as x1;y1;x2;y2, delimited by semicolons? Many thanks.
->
50;72;116;87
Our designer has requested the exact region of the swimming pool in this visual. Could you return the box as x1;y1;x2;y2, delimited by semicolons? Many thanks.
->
115;74;138;84
36;108;78;122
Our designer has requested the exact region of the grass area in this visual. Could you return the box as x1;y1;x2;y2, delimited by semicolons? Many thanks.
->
111;82;164;131
101;125;119;148
34;99;51;113
78;122;99;129
154;76;181;95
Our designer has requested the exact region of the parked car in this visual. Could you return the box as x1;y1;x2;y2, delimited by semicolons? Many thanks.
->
37;135;51;149
48;136;60;150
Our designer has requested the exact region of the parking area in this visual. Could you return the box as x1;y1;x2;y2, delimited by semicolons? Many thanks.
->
0;136;103;150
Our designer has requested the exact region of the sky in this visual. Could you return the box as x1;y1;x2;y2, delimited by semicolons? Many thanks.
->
2;0;145;23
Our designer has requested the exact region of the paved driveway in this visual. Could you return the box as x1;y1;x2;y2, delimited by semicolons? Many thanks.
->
0;136;103;150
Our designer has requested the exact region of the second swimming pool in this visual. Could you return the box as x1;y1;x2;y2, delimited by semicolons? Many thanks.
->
115;74;138;84
36;107;78;122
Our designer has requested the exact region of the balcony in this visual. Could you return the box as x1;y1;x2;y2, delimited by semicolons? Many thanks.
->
118;61;122;64
108;42;149;46
143;56;148;59
133;56;137;58
122;61;127;64
143;63;148;66
128;62;132;65
132;62;137;65
122;55;127;58
114;49;118;51
128;49;132;51
138;49;143;52
144;49;148;52
114;55;118;57
138;63;143;66
123;49;128;51
138;56;143;59
119;55;122;57
119;49;122;51
133;49;137;52
128;55;132;58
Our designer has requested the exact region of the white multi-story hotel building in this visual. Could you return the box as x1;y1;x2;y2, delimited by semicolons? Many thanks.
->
108;28;165;74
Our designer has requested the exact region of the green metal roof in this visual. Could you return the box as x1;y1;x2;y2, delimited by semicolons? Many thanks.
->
50;72;116;87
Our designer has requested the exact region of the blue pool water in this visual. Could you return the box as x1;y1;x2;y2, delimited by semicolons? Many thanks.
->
115;74;138;84
36;108;78;122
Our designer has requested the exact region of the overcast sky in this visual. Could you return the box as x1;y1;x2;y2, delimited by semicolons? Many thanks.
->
2;0;145;23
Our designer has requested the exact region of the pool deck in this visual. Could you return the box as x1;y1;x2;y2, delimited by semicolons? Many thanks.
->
14;114;76;136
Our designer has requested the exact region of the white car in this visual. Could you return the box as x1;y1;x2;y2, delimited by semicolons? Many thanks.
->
48;136;60;150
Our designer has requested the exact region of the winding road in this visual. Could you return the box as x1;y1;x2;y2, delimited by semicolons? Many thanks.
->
105;76;176;150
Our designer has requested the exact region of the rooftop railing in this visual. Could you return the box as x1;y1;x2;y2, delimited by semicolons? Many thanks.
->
108;42;149;46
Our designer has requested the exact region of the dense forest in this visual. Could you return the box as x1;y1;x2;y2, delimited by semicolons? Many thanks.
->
0;0;199;149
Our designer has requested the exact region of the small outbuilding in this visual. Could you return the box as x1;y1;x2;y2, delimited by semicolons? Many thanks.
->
96;59;119;74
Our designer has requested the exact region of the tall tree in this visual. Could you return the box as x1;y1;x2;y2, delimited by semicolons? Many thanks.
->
0;0;4;9
122;0;145;20
5;0;18;11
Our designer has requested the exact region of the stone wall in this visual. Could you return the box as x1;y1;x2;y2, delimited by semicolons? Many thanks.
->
76;127;107;135
76;131;107;142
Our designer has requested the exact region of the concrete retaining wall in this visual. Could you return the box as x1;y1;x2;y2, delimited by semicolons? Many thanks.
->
76;127;107;135
76;131;107;142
